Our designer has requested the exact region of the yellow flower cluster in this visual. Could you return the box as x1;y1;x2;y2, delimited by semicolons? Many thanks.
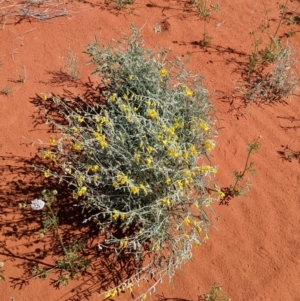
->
108;93;117;102
43;151;53;160
86;165;100;173
77;186;87;197
119;236;128;248
49;137;56;145
199;121;209;131
139;183;147;194
167;148;180;158
188;145;197;155
44;169;51;178
93;115;110;124
73;143;83;151
159;68;168;77
112;210;120;220
130;186;139;195
76;115;84;123
182;85;194;97
215;189;225;198
196;165;218;174
116;173;129;185
94;132;107;149
145;158;152;167
148;109;157;119
134;153;141;163
204;140;215;151
184;217;191;226
162;198;171;206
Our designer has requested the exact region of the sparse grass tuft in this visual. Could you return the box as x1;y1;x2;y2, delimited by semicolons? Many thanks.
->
243;46;299;104
198;283;231;301
63;48;80;82
1;86;11;96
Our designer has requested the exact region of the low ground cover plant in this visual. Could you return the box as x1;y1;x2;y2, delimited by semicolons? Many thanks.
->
35;26;225;299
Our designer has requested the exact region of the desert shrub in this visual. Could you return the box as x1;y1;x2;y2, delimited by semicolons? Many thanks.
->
243;45;299;104
37;26;222;299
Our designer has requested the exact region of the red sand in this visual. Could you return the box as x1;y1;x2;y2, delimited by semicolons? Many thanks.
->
0;0;299;300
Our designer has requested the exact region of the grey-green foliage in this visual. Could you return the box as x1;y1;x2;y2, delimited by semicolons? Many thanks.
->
38;26;221;299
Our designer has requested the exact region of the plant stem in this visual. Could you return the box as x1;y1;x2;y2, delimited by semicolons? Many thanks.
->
231;137;260;193
46;204;74;272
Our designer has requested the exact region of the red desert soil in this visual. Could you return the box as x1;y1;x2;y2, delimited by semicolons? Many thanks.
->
0;0;299;300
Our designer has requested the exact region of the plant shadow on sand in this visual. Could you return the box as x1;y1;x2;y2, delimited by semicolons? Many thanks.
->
0;80;153;301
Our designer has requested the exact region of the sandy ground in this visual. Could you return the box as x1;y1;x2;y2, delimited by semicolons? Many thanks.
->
0;0;300;300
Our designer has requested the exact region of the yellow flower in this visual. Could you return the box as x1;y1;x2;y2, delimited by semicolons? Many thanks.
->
77;116;84;123
73;143;83;151
120;236;128;248
49;137;55;145
128;75;133;81
99;137;107;149
148;109;157;119
197;226;202;233
184;88;193;97
94;132;101;139
160;68;168;77
212;167;218;174
167;127;175;136
193;202;199;208
91;165;100;172
131;186;139;195
216;190;225;198
197;165;212;173
139;183;147;194
167;148;175;157
77;186;87;196
184;234;189;239
176;180;183;189
44;169;51;178
200;121;209;131
134;153;141;163
193;241;201;247
112;210;120;220
112;181;119;189
204;140;215;151
104;291;112;299
184;217;190;226
43;151;52;160
145;158;152;167
116;173;128;185
173;120;180;128
162;198;171;206
165;177;171;185
182;152;189;160
141;294;147;300
109;93;117;102
147;146;153;154
40;93;48;101
188;145;197;155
